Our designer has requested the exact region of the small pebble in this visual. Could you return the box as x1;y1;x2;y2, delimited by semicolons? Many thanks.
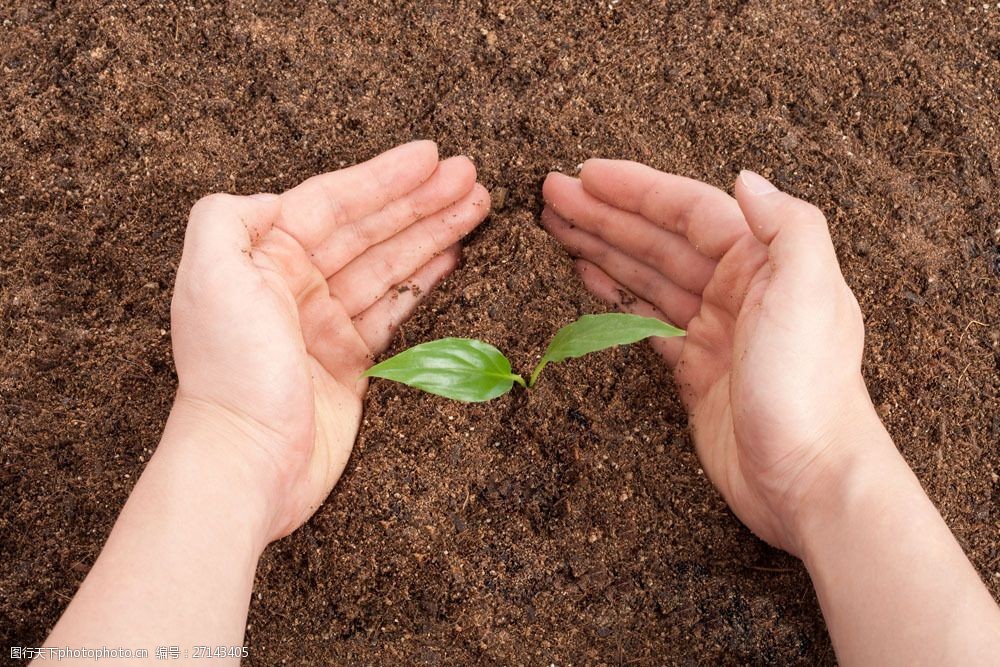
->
492;186;508;210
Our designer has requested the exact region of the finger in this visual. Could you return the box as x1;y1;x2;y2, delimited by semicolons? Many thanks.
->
574;260;685;368
254;226;329;303
542;173;716;294
297;289;371;387
328;184;490;315
733;170;841;287
541;208;700;327
310;155;477;278
577;159;749;260
277;140;440;250
180;193;281;279
353;245;461;354
698;233;770;320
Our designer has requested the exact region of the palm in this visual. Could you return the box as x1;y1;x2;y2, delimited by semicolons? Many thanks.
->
674;238;792;547
172;141;489;537
541;160;795;547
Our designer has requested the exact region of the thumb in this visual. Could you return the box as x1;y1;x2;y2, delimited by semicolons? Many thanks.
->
734;170;841;282
176;192;284;303
183;192;281;264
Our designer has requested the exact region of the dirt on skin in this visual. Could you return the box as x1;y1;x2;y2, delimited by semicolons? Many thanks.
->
2;1;998;665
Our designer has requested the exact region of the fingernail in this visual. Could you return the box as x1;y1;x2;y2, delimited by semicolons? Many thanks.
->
739;170;778;195
249;193;279;201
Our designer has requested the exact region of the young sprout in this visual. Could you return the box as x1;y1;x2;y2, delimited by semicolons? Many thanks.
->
363;313;684;402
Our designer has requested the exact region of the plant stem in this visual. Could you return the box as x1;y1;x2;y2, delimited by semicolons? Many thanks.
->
528;360;548;388
510;373;528;389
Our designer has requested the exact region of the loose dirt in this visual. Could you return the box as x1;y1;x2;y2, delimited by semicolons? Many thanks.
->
2;2;998;664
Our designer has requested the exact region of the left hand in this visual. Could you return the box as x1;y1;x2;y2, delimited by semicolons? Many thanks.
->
168;140;490;542
540;161;872;554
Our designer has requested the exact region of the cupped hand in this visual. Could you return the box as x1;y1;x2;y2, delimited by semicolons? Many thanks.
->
541;163;879;554
169;141;490;542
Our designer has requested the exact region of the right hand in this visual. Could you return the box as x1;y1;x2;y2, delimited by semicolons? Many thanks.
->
169;141;489;543
541;163;884;555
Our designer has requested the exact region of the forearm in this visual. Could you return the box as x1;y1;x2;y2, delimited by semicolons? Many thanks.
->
797;420;1000;666
41;406;271;665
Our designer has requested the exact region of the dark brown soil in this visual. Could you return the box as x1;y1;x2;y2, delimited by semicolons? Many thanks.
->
2;1;998;664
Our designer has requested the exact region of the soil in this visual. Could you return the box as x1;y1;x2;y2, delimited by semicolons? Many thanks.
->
2;1;998;665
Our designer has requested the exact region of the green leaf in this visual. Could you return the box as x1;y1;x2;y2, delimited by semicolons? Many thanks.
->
363;337;525;403
529;313;685;386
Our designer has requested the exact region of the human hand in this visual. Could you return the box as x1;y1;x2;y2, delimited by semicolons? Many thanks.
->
168;141;490;543
541;163;885;555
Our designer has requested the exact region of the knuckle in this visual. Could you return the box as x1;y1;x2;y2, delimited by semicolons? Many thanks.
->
793;200;828;227
189;192;232;221
319;182;350;228
170;265;202;317
588;241;608;264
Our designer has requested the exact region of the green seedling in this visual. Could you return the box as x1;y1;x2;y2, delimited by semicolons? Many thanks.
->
363;313;685;402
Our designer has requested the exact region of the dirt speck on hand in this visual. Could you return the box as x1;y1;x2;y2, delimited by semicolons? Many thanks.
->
2;2;997;665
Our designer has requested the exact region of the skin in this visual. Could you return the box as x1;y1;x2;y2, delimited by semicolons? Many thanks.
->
541;163;1000;665
39;147;999;665
40;141;490;664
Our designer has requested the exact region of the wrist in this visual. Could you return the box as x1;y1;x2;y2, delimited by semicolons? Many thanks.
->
43;398;274;654
155;397;283;553
787;413;912;564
